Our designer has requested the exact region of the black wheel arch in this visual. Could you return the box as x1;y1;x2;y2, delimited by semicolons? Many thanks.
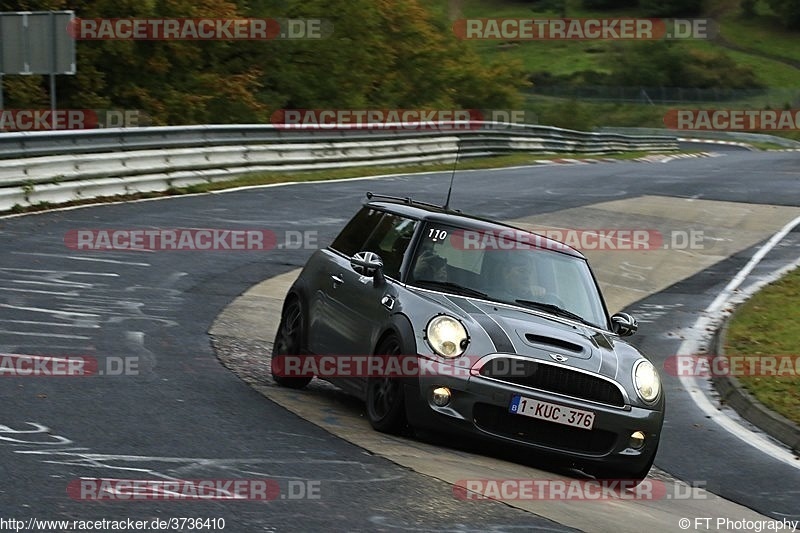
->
374;313;417;356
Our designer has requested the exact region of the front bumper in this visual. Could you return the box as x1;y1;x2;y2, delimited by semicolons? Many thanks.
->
404;365;663;474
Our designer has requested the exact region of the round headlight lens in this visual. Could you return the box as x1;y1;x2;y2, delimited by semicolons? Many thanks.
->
633;360;661;403
426;315;468;358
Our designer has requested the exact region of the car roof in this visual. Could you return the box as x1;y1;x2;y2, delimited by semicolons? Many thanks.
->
364;199;586;259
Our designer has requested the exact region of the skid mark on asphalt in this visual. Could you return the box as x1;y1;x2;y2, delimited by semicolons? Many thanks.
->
3;420;406;489
0;264;186;381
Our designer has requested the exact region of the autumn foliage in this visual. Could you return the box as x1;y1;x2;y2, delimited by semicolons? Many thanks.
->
0;0;528;125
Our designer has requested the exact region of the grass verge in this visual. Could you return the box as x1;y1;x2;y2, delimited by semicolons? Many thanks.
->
724;267;800;426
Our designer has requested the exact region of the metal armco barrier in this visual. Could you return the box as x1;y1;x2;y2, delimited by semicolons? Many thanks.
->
0;123;678;211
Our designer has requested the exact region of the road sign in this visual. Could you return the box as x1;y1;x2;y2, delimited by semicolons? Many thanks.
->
0;11;75;75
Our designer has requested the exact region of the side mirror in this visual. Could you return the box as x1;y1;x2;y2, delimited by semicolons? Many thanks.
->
611;312;638;337
350;251;385;286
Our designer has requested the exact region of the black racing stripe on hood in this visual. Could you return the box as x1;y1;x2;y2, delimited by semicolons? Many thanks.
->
446;297;516;353
593;331;617;378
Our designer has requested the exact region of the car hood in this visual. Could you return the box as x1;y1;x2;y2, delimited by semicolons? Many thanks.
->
413;291;639;382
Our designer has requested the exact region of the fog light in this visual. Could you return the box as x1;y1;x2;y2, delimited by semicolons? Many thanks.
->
629;431;646;450
432;387;451;407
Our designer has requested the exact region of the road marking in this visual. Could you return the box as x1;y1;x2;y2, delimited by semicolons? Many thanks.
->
11;252;151;267
0;319;100;328
677;214;800;470
0;268;119;276
0;287;79;296
0;330;91;339
0;304;99;318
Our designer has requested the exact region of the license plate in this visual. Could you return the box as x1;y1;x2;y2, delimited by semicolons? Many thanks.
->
509;396;595;430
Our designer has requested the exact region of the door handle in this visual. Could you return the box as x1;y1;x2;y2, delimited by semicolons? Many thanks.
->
330;274;344;285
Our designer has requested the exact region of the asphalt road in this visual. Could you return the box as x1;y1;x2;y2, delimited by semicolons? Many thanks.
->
1;149;798;531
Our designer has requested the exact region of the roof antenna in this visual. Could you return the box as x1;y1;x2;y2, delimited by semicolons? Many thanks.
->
443;141;460;211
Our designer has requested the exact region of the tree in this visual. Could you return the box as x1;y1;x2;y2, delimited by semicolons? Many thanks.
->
248;0;529;111
765;0;800;29
2;0;528;123
1;0;269;123
606;41;762;89
582;0;638;8
640;0;704;16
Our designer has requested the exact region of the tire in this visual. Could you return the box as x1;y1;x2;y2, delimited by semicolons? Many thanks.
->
366;335;407;434
271;297;313;389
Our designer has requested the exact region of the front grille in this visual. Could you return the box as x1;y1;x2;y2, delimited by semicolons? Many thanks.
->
478;357;626;407
473;403;617;455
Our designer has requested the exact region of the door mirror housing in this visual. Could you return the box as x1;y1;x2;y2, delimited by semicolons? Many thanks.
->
611;312;638;337
350;251;385;286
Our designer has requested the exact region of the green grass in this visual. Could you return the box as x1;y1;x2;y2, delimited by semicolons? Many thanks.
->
451;0;800;114
524;96;672;130
689;40;800;89
152;150;673;194
472;39;614;77
714;0;800;65
520;96;800;140
745;140;794;150
459;0;620;77
725;267;800;426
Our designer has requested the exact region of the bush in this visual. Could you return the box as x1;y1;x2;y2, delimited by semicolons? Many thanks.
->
766;0;800;29
582;0;638;8
606;42;763;89
640;0;704;16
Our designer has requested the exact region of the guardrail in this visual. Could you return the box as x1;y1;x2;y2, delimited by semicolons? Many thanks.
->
0;123;678;212
597;127;800;148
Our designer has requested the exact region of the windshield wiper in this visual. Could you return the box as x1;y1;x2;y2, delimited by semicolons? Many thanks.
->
414;280;489;299
514;299;598;327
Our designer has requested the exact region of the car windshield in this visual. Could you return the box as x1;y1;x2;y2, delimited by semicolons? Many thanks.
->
408;222;608;328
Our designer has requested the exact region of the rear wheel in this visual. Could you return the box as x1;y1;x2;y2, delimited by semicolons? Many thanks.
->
271;298;313;389
366;335;407;434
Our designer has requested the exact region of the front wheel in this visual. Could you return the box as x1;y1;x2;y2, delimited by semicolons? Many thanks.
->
366;335;407;434
271;298;313;389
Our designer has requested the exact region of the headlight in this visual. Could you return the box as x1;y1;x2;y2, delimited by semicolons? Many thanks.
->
426;315;468;358
633;360;661;404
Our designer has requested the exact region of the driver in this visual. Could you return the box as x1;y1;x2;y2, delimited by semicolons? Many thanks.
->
492;253;546;302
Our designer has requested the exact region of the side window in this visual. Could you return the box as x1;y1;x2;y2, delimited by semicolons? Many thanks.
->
362;214;417;279
330;208;383;256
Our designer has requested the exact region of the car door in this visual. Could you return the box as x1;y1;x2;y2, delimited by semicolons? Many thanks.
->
307;207;382;355
323;212;418;358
